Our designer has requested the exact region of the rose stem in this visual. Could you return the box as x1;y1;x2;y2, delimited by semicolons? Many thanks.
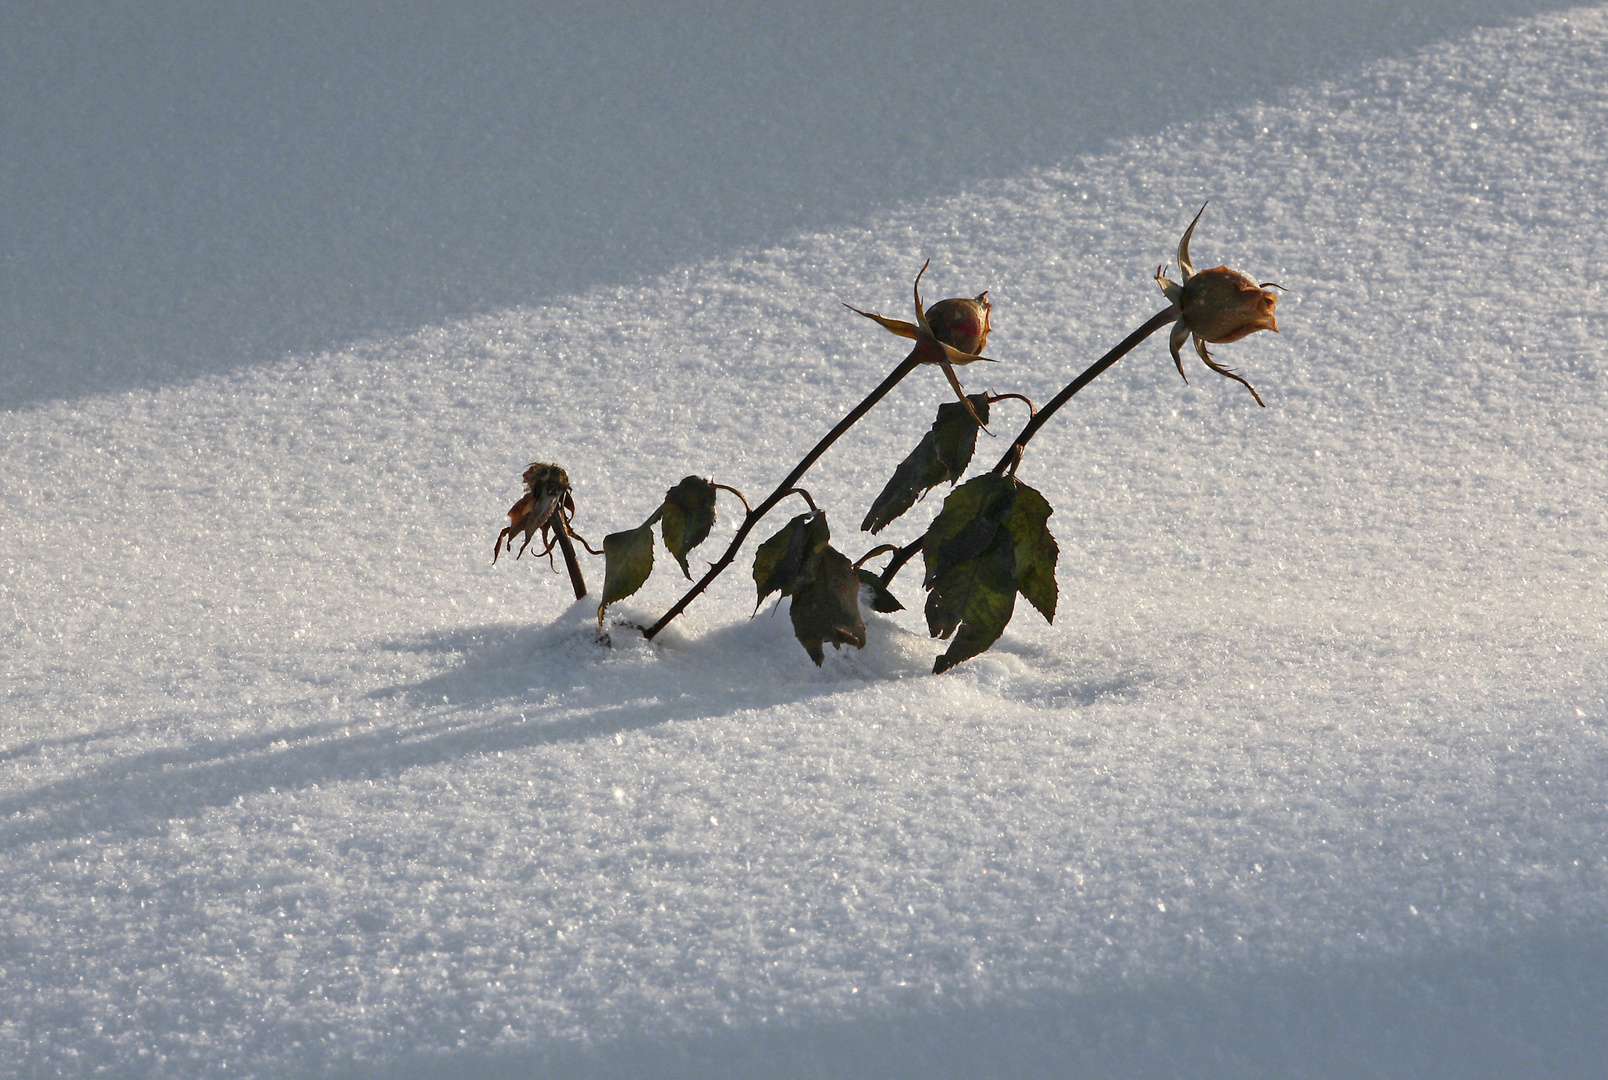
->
555;526;588;600
644;351;925;639
878;306;1178;588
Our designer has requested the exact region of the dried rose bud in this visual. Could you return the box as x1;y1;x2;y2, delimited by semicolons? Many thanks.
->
844;264;997;427
1180;266;1278;343
923;294;992;356
1156;205;1282;406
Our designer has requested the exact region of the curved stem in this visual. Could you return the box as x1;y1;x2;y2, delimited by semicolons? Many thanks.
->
783;488;819;513
991;306;1177;476
880;306;1179;591
644;351;924;639
986;392;1037;417
711;482;753;514
854;543;901;570
876;533;926;588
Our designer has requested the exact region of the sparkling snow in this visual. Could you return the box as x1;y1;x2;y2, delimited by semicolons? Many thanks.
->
3;3;1607;1077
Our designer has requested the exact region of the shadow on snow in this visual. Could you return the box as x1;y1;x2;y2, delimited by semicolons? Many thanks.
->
338;930;1608;1080
2;0;1580;407
0;600;1152;849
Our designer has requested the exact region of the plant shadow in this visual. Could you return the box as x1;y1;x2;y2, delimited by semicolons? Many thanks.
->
0;601;960;850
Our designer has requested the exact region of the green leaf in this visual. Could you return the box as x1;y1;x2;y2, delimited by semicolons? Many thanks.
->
752;511;831;609
922;473;1018;587
931;393;990;476
597;512;660;624
925;528;1017;674
1002;481;1058;623
790;546;867;665
918;474;1052;672
856;568;905;613
660;476;718;579
861;394;990;535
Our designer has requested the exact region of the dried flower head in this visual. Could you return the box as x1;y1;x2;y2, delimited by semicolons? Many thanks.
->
845;263;996;427
922;294;992;357
495;462;579;564
1156;205;1282;406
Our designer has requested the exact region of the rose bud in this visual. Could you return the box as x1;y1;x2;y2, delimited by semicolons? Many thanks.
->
922;294;992;356
1179;266;1278;344
844;264;997;427
1156;205;1283;406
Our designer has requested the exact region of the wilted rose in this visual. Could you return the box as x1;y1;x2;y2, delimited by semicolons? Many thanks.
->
495;462;575;563
1179;266;1278;344
1155;205;1283;406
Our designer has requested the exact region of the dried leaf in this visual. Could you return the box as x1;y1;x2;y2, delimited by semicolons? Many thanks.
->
790;546;867;665
861;394;990;534
752;511;831;609
1003;481;1058;623
598;510;662;625
660;476;718;579
922;474;1019;587
925;528;1017;675
919;474;1057;671
856;568;905;613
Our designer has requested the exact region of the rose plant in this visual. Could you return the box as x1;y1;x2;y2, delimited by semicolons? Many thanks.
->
496;206;1283;673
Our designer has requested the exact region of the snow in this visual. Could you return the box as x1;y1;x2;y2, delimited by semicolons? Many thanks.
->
4;3;1608;1077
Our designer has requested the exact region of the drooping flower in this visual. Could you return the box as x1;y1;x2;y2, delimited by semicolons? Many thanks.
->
1155;205;1282;406
495;462;579;564
845;263;995;427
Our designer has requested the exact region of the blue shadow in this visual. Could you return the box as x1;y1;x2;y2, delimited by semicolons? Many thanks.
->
1;0;1576;406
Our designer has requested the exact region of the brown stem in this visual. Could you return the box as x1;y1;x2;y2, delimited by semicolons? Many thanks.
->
880;306;1179;590
554;525;587;599
643;351;925;639
854;543;901;569
991;306;1177;475
712;483;753;514
876;533;926;588
986;392;1037;416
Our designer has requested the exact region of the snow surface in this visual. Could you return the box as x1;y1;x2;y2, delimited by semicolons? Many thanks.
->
4;4;1608;1078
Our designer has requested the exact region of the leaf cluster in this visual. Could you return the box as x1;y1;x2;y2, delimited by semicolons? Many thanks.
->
753;512;870;666
921;473;1058;674
582;378;1062;673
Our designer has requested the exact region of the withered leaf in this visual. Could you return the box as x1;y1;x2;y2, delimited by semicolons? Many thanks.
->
789;546;867;666
660;476;718;579
919;473;1059;672
925;527;1017;675
597;508;663;625
856;569;904;613
752;511;831;609
922;473;1018;587
861;394;991;535
1003;481;1058;623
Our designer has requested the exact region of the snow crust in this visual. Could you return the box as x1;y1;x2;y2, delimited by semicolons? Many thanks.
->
3;5;1608;1077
